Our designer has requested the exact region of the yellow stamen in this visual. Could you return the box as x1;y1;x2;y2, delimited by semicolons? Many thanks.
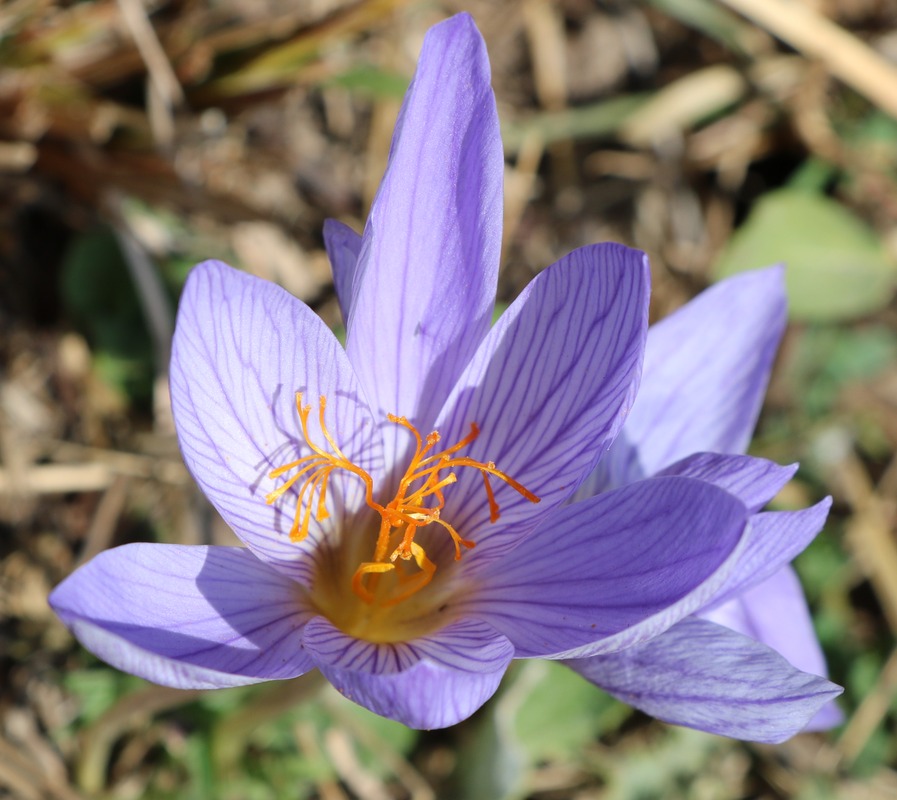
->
266;393;539;605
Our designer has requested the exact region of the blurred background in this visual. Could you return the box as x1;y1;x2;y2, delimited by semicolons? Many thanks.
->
2;0;897;797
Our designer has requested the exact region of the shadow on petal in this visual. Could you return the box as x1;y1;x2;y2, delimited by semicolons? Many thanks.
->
50;544;316;689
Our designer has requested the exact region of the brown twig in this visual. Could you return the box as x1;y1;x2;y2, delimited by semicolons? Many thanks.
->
0;463;114;495
75;475;128;567
115;0;184;146
324;691;436;800
323;726;392;800
719;0;897;120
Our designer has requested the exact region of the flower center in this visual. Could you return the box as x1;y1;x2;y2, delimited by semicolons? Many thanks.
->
265;393;539;608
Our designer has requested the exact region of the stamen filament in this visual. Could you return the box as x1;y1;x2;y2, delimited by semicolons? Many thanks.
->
266;394;540;605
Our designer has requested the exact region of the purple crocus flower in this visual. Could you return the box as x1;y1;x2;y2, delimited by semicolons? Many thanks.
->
49;14;840;738
565;266;843;738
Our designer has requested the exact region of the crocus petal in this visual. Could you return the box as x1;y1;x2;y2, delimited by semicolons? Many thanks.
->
460;476;748;659
701;566;843;730
433;243;649;567
657;452;797;513
586;266;787;492
322;218;362;322
170;260;382;586
706;498;831;608
302;616;513;729
49;544;314;689
568;617;842;743
345;13;504;459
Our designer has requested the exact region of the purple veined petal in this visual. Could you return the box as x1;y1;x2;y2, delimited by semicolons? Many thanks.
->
430;243;649;569
302;616;514;729
345;13;504;461
569;449;799;521
567;617;843;743
459;476;748;659
170;260;383;586
705;498;831;609
657;452;798;514
323;219;362;323
591;266;787;491
701;566;843;730
49;544;314;689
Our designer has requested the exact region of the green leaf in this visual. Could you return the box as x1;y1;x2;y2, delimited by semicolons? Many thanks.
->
787;157;838;193
713;189;897;321
184;735;217;800
502;95;649;153
645;0;759;56
323;66;409;99
60;228;155;402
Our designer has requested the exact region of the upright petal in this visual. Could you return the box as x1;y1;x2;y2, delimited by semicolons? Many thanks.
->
170;260;382;585
461;477;748;658
302;616;513;729
49;544;314;689
587;266;787;492
323;219;362;323
568;618;842;743
432;243;649;566
345;13;504;458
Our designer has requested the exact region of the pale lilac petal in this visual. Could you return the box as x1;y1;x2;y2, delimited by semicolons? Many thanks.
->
460;477;748;658
346;14;503;458
170;260;383;586
322;218;362;322
701;566;843;730
49;544;314;689
657;452;797;513
302;616;513;728
589;266;787;491
432;243;649;567
568;617;842;743
707;499;831;608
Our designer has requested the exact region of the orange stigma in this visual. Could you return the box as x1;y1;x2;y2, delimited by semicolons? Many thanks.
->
266;393;540;606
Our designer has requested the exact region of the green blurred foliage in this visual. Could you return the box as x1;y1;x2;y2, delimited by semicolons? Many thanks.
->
58;210;221;406
60;229;156;404
63;668;144;725
714;188;897;321
324;65;409;98
790;325;897;420
457;662;630;799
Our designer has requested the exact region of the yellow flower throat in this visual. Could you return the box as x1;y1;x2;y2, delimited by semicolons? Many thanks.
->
265;393;539;608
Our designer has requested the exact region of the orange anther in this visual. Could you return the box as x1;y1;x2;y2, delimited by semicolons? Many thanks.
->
267;395;540;605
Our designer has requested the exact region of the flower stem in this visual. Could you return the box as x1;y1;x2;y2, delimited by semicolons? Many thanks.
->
211;671;326;769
